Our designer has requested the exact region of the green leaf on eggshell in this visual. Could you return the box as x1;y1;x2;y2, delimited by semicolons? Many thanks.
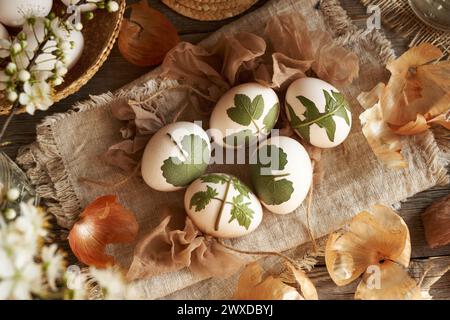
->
223;129;256;147
229;194;254;230
161;134;209;187
190;185;219;212
250;145;294;205
232;177;251;198
262;102;280;133
190;174;255;230
227;94;264;126
201;174;229;185
289;90;350;143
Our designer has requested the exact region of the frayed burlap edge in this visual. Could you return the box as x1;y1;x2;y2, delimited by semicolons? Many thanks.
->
15;0;449;299
361;0;450;58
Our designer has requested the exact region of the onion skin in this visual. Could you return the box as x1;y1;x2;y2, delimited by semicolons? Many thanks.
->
68;195;139;268
422;194;450;248
118;1;180;67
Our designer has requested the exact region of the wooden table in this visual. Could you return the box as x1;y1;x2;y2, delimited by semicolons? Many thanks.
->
0;0;449;299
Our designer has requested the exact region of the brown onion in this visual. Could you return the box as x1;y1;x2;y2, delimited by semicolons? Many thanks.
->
68;195;139;268
118;1;180;66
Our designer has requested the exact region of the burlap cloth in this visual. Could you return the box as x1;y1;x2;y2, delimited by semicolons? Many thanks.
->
17;0;449;299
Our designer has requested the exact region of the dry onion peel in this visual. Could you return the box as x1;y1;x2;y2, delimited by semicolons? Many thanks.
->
68;195;139;268
358;44;450;168
325;204;420;300
359;99;407;169
381;43;449;126
233;262;318;300
118;1;180;66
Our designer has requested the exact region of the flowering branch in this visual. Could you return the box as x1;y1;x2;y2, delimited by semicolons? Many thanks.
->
0;0;119;145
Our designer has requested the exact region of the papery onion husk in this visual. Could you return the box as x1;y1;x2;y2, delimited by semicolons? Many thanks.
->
422;194;450;248
355;261;421;300
68;195;139;268
118;0;180;66
325;204;420;299
359;98;408;169
381;43;449;126
233;262;318;300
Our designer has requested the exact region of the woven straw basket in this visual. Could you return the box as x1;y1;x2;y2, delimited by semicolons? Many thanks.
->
0;0;126;115
162;0;258;21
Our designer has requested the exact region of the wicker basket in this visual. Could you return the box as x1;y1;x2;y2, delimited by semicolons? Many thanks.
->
162;0;258;21
0;0;126;115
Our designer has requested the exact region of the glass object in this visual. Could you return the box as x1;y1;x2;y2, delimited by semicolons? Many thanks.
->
0;152;39;212
409;0;450;32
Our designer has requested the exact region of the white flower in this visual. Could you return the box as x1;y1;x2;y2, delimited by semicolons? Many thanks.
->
0;71;9;91
14;200;48;243
107;1;120;13
18;70;31;82
6;188;20;202
0;39;11;58
63;0;101;12
11;43;22;55
19;82;54;115
0;247;42;300
5;63;17;75
41;244;65;291
7;91;18;103
89;267;128;300
4;208;17;220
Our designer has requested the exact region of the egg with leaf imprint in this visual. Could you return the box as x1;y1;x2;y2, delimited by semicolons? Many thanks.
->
185;173;263;238
250;136;312;215
141;122;211;192
210;83;280;148
286;78;352;148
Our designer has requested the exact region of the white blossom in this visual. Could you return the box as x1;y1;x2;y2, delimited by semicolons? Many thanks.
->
41;244;65;291
18;82;54;115
107;1;120;13
0;39;11;58
6;188;20;202
14;200;48;244
7;91;18;102
4;208;17;220
89;268;129;300
18;70;31;82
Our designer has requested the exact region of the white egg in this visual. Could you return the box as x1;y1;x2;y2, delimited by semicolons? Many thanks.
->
141;122;211;192
18;20;84;71
250;136;312;215
61;0;97;12
0;23;8;39
210;83;280;148
184;173;263;238
286;78;352;149
0;0;53;27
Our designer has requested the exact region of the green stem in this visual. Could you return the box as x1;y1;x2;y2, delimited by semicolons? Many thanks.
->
251;118;261;134
214;178;232;231
292;105;345;129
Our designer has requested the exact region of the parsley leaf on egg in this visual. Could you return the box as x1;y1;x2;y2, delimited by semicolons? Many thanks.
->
161;133;209;187
189;174;255;231
227;94;264;127
189;186;219;212
289;90;350;142
228;194;254;230
262;102;280;133
222;129;256;147
250;145;294;205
